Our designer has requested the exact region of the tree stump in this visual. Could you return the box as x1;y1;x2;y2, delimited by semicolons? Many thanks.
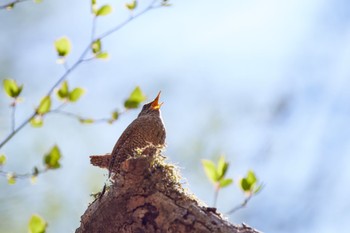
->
76;151;260;233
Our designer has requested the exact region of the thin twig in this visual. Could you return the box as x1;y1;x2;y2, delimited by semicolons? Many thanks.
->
226;185;264;214
0;0;164;150
0;0;30;10
0;112;36;149
213;185;219;207
81;56;96;63
226;194;253;215
11;103;16;132
47;54;87;96
98;0;158;40
51;109;118;124
0;167;48;179
63;61;70;72
91;16;97;42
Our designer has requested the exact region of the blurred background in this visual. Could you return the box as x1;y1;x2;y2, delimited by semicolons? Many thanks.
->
1;0;350;232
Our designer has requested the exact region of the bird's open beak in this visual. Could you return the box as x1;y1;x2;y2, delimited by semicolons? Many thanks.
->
150;91;163;110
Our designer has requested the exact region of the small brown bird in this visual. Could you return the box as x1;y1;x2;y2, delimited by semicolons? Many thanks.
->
91;92;166;179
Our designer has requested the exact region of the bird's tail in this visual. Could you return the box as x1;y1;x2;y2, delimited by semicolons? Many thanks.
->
90;154;111;169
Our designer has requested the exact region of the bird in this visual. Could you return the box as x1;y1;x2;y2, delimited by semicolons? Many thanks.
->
90;92;166;179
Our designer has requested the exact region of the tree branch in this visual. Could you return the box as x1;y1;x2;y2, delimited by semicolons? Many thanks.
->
0;0;30;10
0;0;165;150
76;151;261;233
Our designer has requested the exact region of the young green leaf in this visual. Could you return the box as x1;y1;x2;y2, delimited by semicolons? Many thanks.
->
96;52;109;60
69;88;85;102
91;0;97;13
217;156;228;180
111;111;119;120
246;170;257;186
7;173;16;185
44;145;61;169
0;154;6;165
219;178;233;188
91;39;101;54
124;86;146;109
161;0;172;7
36;96;51;115
28;214;47;233
201;159;219;183
57;81;69;99
108;111;119;124
30;116;44;128
79;118;95;124
126;0;137;10
6;3;14;10
54;36;72;57
240;178;251;192
3;79;23;98
254;184;263;194
96;5;112;16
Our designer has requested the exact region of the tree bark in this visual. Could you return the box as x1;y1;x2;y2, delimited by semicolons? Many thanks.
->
76;151;261;233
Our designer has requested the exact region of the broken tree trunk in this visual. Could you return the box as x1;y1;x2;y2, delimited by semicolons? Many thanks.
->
76;151;260;233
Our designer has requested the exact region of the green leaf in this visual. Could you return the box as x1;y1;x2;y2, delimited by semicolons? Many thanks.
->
36;96;51;115
124;86;146;109
217;156;228;180
57;81;69;99
69;88;85;102
91;39;101;54
254;184;263;194
201;159;219;183
96;52;109;60
79;118;94;124
111;111;119;120
96;5;112;16
30;116;44;128
3;79;23;98
219;178;233;188
6;3;15;10
126;0;137;10
7;173;16;185
108;111;119;124
0;155;6;165
246;170;257;186
44;145;61;169
240;178;251;192
54;36;71;57
161;0;171;7
34;0;43;3
28;214;47;233
91;0;97;13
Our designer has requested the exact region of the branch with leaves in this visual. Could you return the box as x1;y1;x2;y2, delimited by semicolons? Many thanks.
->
202;156;263;214
1;80;147;183
0;145;61;184
0;1;171;232
0;0;170;184
202;156;233;207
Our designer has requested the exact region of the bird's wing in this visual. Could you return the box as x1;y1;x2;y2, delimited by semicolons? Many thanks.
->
108;118;142;177
111;118;142;154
